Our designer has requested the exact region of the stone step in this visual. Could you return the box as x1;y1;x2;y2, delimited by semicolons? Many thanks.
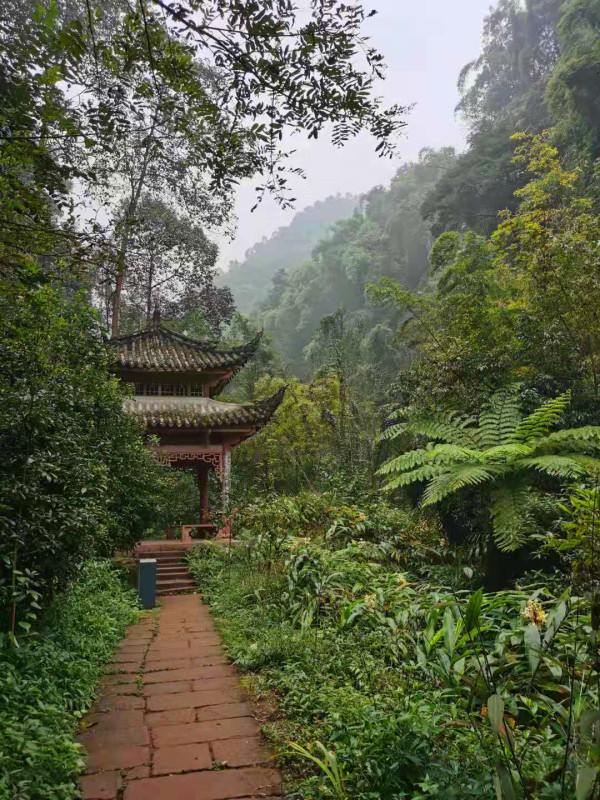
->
156;571;193;584
156;573;194;584
157;573;191;583
156;578;196;594
139;552;187;561
157;565;190;576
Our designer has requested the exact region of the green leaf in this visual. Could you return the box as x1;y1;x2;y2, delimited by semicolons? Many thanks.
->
543;600;567;646
422;464;499;506
479;386;522;448
491;485;531;552
488;694;504;733
464;588;483;633
524;623;541;674
495;764;517;800
443;606;458;655
510;391;571;443
576;765;597;800
481;443;533;461
521;454;587;478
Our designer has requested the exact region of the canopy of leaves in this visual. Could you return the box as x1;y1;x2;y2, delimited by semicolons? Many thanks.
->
1;0;407;296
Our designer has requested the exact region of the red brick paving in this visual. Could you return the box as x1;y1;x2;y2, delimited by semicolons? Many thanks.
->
123;767;281;800
80;594;281;799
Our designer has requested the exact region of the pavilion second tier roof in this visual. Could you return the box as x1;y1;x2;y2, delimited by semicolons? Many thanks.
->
111;323;262;374
123;387;286;430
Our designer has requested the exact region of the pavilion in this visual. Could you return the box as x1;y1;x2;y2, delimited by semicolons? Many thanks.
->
111;310;284;538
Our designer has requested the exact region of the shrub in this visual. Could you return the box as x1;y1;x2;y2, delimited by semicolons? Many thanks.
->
0;286;164;629
0;560;139;800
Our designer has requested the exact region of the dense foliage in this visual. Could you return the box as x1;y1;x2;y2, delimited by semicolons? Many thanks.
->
0;561;139;800
1;0;405;331
379;387;600;551
188;491;598;799
0;287;163;631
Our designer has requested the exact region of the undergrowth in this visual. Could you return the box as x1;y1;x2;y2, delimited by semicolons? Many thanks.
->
188;494;594;799
0;561;139;800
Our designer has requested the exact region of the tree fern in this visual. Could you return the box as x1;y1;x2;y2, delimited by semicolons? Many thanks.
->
530;426;600;453
378;423;407;443
378;448;434;475
403;415;477;447
383;464;448;492
427;444;483;464
379;444;481;477
378;387;600;551
521;455;593;479
422;465;503;505
480;443;533;462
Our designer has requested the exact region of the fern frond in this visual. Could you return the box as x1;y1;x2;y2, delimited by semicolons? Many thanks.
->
481;443;533;462
428;444;483;463
421;464;501;506
382;465;447;492
491;486;532;552
529;426;600;454
377;444;482;477
377;423;407;443
520;454;586;479
403;417;477;447
510;391;571;443
386;407;408;422
377;449;432;475
478;386;522;448
563;454;600;476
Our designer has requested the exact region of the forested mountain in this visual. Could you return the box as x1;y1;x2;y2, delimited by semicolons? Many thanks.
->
236;0;600;385
217;194;358;312
254;148;456;375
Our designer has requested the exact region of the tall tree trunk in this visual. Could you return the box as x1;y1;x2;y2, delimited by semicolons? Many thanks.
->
110;116;158;337
146;253;155;322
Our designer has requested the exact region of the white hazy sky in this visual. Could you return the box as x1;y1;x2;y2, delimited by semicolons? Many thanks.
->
217;0;494;271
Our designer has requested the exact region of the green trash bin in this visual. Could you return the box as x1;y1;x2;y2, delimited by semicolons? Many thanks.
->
138;558;157;609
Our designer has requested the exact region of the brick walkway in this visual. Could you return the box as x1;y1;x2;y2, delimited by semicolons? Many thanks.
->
79;594;281;799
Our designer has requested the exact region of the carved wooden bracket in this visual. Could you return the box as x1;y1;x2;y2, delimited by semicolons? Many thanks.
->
152;448;223;480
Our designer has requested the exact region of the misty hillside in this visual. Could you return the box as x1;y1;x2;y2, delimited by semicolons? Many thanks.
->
217;193;358;312
252;147;457;374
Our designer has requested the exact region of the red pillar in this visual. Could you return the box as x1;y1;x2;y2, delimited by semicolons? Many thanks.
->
196;464;209;523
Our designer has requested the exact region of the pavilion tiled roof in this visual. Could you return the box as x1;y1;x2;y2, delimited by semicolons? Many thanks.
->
123;387;286;430
110;323;262;374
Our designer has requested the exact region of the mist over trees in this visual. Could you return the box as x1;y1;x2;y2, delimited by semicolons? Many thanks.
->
218;194;359;313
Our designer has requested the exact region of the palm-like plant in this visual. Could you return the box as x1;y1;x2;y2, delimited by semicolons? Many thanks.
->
378;389;600;550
